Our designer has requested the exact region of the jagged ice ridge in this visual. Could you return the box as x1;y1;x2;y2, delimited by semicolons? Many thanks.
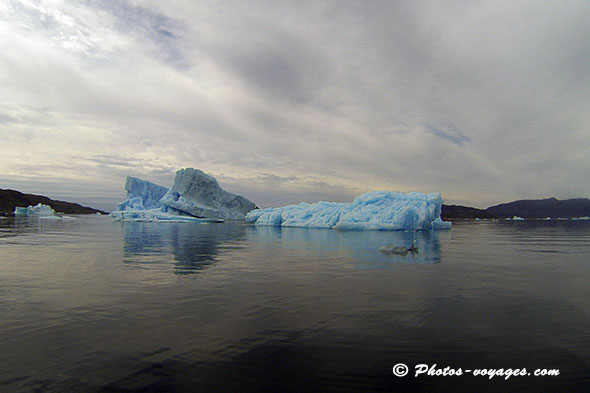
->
160;168;258;220
245;191;451;230
111;169;257;222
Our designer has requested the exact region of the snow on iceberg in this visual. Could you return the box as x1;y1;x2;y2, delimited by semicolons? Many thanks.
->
245;191;451;230
160;168;258;220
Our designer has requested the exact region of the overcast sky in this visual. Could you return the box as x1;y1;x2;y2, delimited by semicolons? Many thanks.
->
1;1;588;211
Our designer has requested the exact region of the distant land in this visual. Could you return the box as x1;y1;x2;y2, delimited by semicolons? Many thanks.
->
1;188;589;220
0;189;107;216
442;197;590;220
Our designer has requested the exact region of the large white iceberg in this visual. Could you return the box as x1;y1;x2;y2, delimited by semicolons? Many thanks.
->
245;191;451;230
111;169;257;222
160;168;258;220
112;177;193;222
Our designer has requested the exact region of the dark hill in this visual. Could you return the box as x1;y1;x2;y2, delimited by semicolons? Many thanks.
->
485;197;590;218
441;205;495;220
442;197;590;219
0;189;106;216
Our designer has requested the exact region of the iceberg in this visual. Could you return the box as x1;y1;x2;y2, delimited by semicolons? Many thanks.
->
112;177;195;222
111;169;257;222
160;168;258;220
431;217;453;230
121;176;169;210
13;203;66;219
245;191;451;230
506;216;525;220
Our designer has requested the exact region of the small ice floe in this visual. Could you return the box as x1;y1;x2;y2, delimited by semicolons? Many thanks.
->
13;203;72;219
14;203;55;217
379;240;419;255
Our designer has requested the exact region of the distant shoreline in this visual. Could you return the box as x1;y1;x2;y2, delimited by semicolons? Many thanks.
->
442;197;590;220
2;187;588;220
0;189;107;216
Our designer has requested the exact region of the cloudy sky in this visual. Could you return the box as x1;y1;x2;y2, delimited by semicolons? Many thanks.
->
1;0;588;211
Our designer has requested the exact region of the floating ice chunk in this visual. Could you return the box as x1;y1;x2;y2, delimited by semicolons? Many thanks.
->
110;208;223;223
431;217;452;230
507;216;525;220
13;206;30;216
379;240;419;254
246;191;451;230
14;203;57;217
13;203;73;219
160;168;257;220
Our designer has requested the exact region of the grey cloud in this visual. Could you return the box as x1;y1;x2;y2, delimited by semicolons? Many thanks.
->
88;0;190;68
0;112;17;124
218;173;360;208
254;173;299;185
3;0;190;67
85;155;139;168
3;1;103;58
232;48;306;103
81;154;179;175
1;1;589;209
206;22;328;105
424;124;471;146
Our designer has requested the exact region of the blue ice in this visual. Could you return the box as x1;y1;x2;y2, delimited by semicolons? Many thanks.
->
245;191;451;230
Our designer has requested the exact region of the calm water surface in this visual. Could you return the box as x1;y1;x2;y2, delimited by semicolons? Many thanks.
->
0;216;588;392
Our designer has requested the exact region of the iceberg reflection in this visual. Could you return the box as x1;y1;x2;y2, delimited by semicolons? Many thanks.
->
247;226;442;266
122;222;246;275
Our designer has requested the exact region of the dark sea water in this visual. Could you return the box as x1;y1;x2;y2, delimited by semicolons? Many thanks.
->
0;216;588;393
